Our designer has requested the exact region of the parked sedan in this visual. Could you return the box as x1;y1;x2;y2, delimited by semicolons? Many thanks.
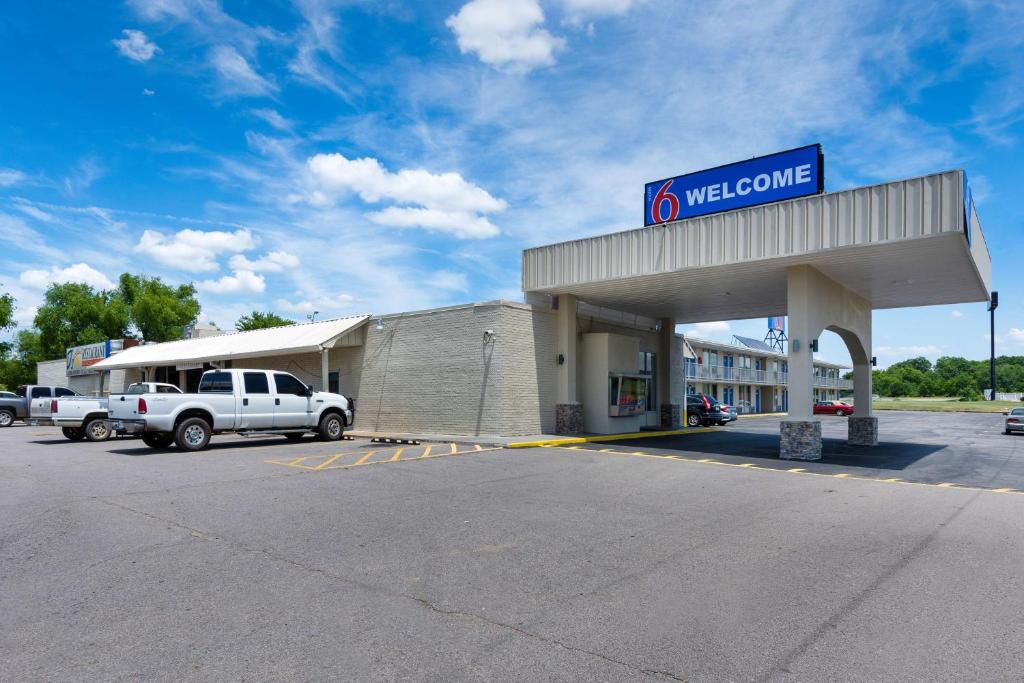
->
1005;407;1024;435
813;400;855;416
716;402;738;425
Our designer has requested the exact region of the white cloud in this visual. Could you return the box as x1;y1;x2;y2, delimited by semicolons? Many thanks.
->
228;250;300;272
425;270;469;292
14;203;55;222
63;157;104;196
113;29;160;62
1008;328;1024;346
19;263;115;291
196;270;266;294
250;108;294;132
367;207;499;239
307;153;506;213
694;321;731;334
143;88;156;96
446;0;565;73
274;293;355;315
0;168;26;187
209;45;276;98
561;0;635;13
135;228;258;272
951;310;964;318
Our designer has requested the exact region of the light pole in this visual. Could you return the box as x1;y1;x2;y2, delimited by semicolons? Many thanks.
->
989;291;998;400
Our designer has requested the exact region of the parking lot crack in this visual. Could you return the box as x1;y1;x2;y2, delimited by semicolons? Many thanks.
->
760;488;985;680
409;595;688;680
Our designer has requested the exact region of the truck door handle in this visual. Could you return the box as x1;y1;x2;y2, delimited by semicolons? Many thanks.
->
275;398;280;406
243;398;249;406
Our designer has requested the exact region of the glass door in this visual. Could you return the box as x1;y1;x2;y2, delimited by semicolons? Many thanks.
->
639;351;659;427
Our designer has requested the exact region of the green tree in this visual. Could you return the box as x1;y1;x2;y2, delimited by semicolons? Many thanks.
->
34;283;130;358
235;311;294;331
0;290;13;332
0;330;45;390
118;274;200;342
890;356;932;374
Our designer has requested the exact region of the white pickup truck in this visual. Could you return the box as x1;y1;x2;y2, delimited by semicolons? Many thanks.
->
53;382;181;442
107;368;354;451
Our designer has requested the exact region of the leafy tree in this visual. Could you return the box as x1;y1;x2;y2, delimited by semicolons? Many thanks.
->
118;274;200;342
0;290;13;332
0;330;45;389
235;311;295;331
34;283;130;359
890;356;932;374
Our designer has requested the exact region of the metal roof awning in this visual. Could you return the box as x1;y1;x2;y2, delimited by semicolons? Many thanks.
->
522;170;992;323
93;314;370;370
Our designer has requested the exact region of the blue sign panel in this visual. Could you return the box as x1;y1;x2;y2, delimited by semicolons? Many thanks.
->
644;144;824;226
768;316;785;333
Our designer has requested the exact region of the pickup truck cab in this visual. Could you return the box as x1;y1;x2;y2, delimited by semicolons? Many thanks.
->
108;369;354;451
0;385;80;428
54;382;181;442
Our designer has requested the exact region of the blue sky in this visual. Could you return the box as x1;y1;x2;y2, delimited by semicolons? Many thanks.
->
0;0;1021;368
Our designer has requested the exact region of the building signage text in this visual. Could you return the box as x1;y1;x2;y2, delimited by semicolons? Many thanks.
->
644;144;824;226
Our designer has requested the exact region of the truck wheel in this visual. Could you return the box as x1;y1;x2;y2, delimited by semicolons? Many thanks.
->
84;419;111;442
318;413;344;441
142;433;174;449
62;426;85;440
0;409;13;428
686;413;701;427
175;417;211;452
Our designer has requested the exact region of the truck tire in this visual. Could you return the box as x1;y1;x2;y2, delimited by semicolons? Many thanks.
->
175;417;212;452
62;426;85;440
84;418;111;442
0;409;13;428
142;433;175;449
318;413;344;442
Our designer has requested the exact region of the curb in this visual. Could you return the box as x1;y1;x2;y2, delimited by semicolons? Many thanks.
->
508;427;714;449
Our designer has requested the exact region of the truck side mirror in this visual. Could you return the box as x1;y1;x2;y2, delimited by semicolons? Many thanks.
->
304;386;313;398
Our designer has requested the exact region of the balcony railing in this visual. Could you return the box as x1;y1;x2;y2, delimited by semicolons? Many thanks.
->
685;364;853;390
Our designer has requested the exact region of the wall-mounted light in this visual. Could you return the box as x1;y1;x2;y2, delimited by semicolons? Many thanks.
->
374;319;384;332
557;353;565;365
871;356;877;367
809;339;819;352
483;329;495;341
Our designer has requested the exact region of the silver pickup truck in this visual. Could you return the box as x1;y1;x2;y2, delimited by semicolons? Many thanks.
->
107;368;354;451
53;382;182;441
0;385;81;428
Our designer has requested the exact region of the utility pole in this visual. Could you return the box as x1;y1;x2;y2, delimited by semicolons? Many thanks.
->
989;291;998;400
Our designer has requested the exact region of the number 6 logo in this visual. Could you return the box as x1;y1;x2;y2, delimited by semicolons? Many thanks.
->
650;179;679;223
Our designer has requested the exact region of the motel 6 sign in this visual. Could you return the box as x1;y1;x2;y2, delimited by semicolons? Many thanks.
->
645;144;824;226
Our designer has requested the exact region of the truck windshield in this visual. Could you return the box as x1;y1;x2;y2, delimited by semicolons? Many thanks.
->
199;372;234;393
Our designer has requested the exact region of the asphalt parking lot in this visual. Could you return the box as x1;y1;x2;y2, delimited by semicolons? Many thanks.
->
2;412;1023;681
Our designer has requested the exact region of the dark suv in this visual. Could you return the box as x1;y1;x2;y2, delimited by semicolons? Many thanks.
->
685;393;724;427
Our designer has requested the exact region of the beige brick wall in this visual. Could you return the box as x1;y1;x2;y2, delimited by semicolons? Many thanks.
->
351;301;557;437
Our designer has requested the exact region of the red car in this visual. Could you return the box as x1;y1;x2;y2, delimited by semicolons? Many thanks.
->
813;400;854;416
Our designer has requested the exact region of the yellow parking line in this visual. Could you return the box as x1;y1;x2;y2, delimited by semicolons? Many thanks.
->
420;445;432;458
389;447;404;462
474;444;483;451
450;442;458;454
288;456;309;466
353;450;377;466
314;454;345;470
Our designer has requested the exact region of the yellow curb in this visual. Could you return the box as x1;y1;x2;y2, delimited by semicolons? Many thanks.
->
736;412;788;419
508;427;714;449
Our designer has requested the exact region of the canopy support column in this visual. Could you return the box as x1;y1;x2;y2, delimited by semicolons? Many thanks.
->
555;294;582;434
320;348;329;393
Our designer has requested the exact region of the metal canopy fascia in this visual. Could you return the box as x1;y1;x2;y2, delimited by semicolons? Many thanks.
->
92;315;371;370
522;170;992;323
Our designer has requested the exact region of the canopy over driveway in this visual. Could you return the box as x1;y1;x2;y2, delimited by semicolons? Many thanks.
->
523;169;992;459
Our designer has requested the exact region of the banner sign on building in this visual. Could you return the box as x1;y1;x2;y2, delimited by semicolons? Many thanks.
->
65;340;124;376
644;144;824;226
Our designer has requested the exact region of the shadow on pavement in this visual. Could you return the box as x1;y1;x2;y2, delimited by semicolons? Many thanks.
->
588;428;945;473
